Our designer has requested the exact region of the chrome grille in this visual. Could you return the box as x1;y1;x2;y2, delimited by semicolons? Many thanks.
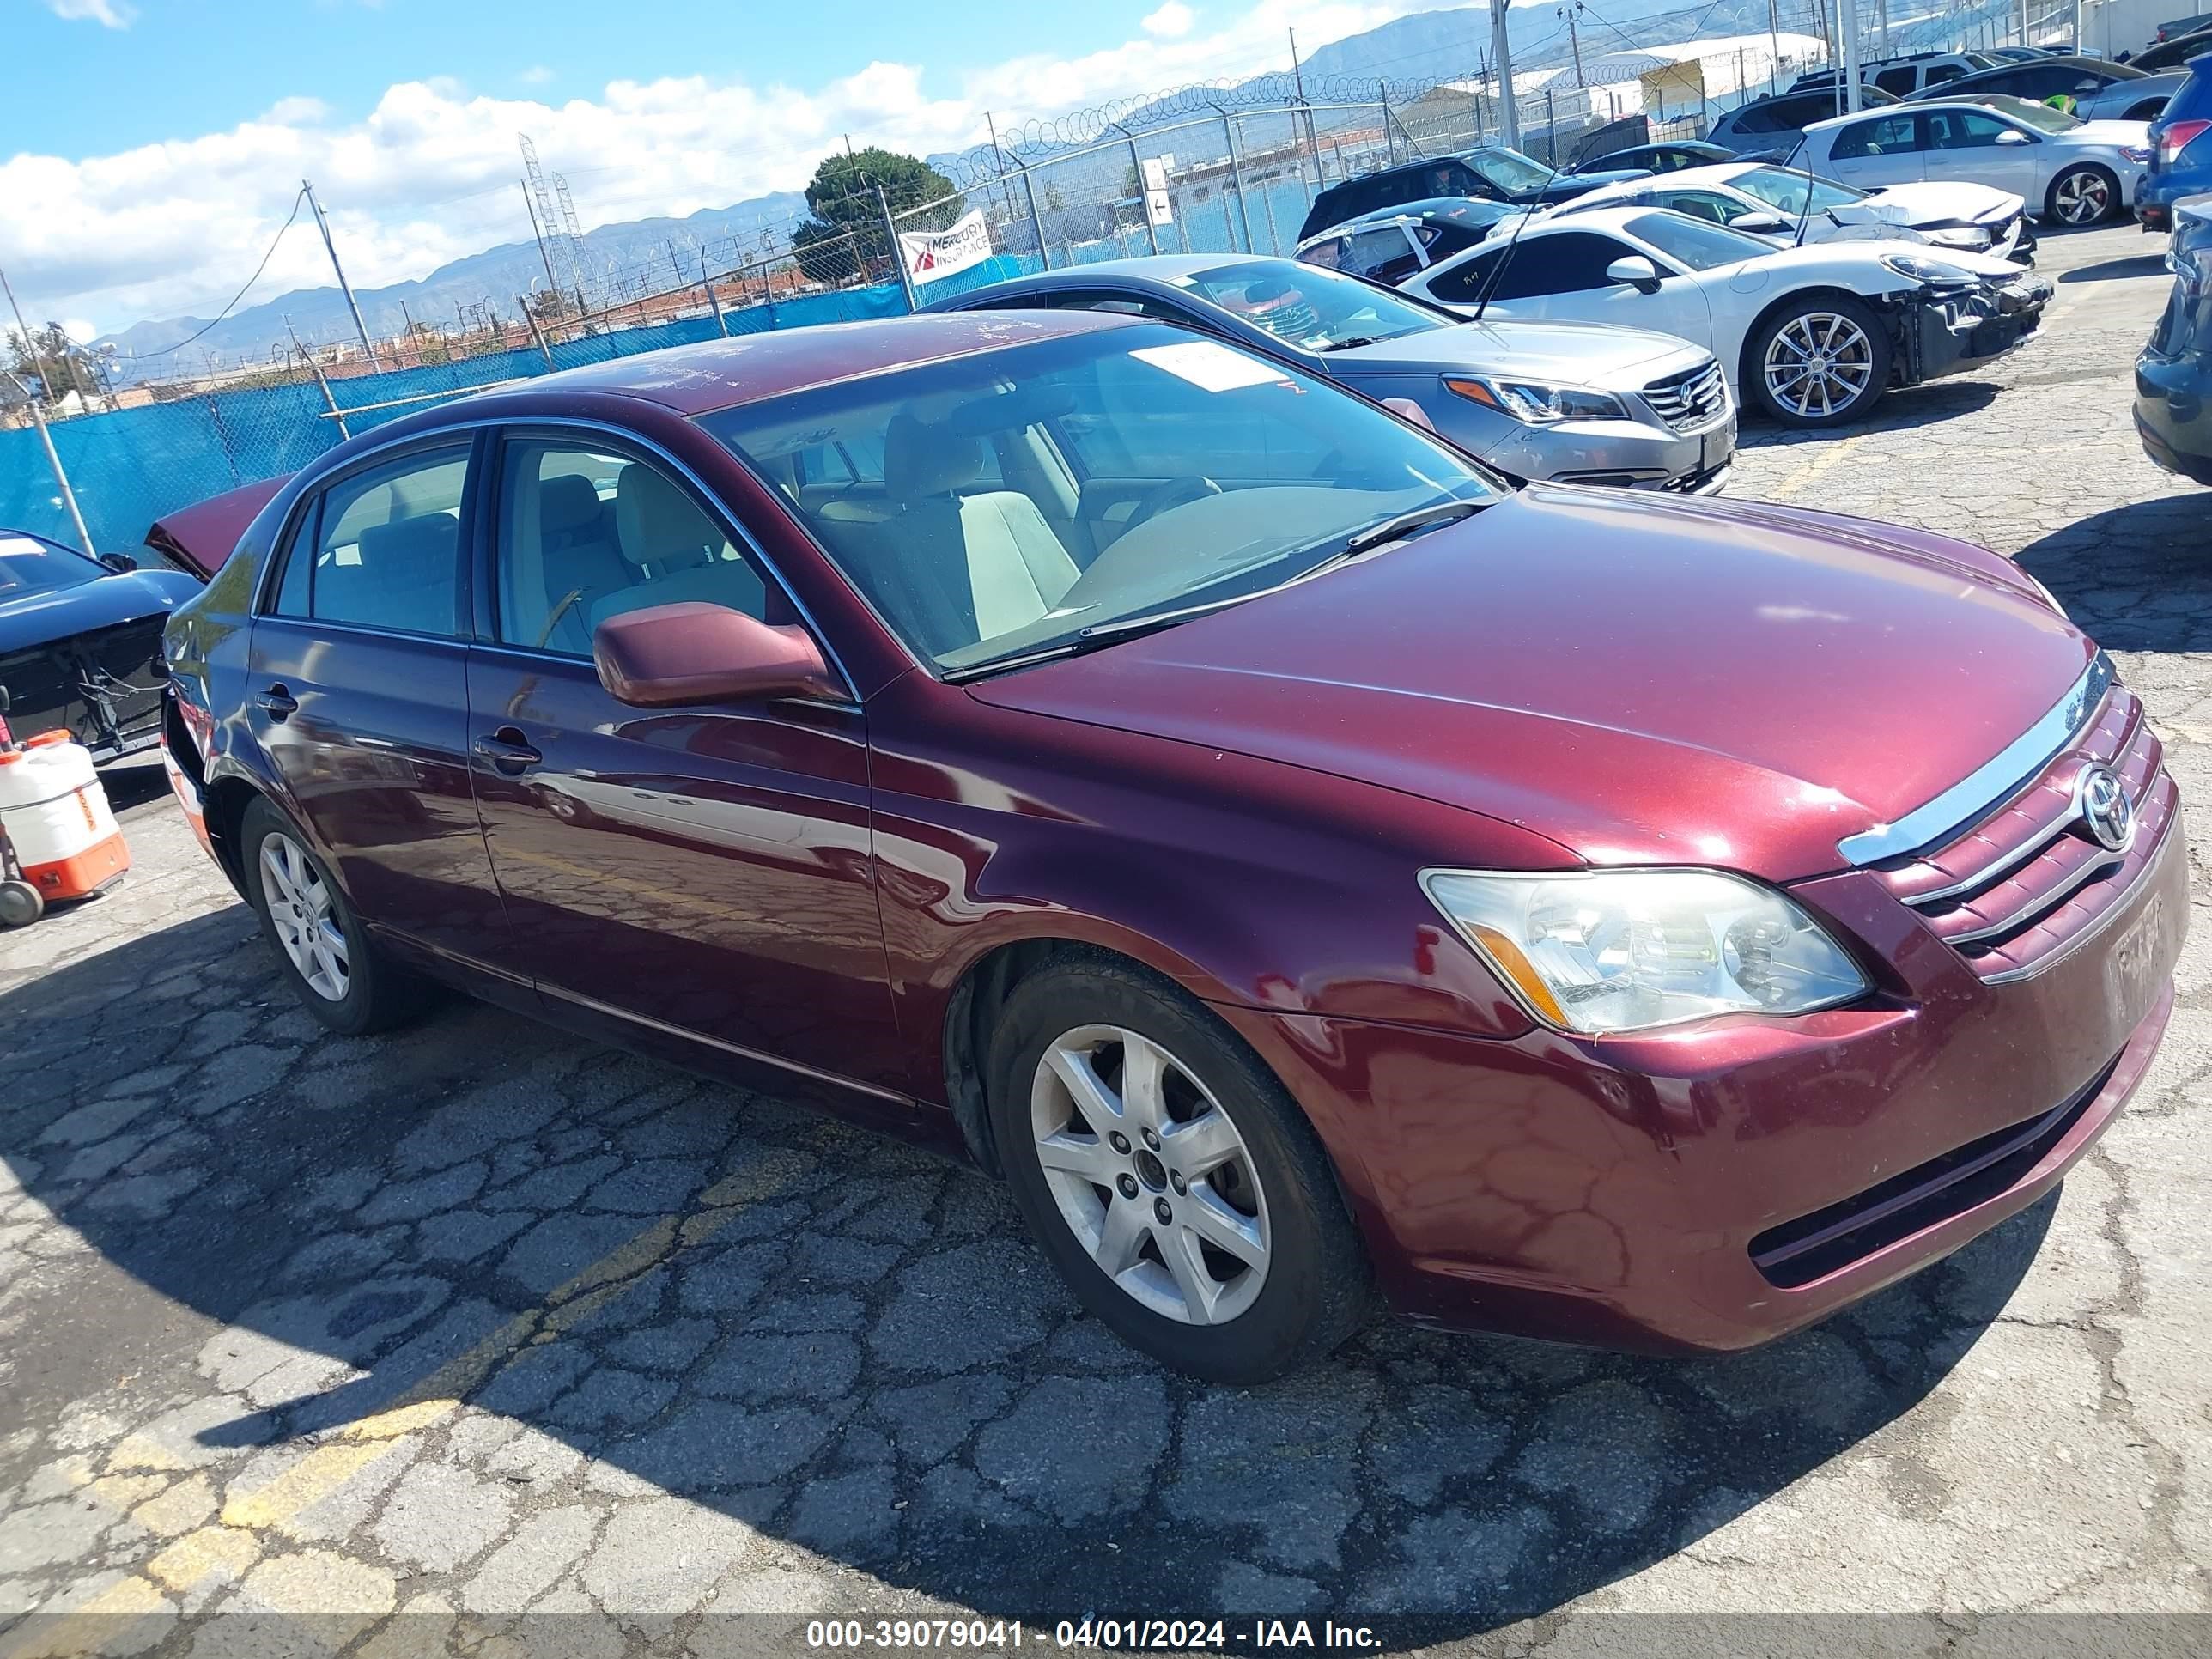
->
1640;361;1729;433
1877;685;2175;981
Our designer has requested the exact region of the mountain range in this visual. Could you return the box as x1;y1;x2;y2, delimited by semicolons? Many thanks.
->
95;0;1776;376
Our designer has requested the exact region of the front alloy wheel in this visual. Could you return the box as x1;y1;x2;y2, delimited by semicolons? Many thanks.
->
1031;1024;1272;1326
1763;311;1876;422
2049;165;2114;228
988;954;1370;1382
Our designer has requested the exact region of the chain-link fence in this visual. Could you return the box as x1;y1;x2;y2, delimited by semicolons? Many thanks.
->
0;0;2074;557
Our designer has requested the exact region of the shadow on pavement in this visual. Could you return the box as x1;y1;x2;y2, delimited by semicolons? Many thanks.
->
2058;253;2168;286
0;901;2058;1636
1738;379;2000;458
2018;495;2212;654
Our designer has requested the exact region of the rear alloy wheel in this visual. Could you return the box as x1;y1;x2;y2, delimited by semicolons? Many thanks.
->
240;798;427;1036
2047;164;2117;228
1750;298;1891;428
988;956;1370;1382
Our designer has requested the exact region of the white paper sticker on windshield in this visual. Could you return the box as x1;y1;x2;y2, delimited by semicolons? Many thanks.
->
1129;341;1287;392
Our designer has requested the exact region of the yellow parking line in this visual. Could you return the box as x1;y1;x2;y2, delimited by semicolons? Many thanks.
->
1762;430;1871;502
0;1143;819;1647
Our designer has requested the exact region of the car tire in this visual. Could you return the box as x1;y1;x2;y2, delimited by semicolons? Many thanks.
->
1744;295;1893;428
2046;163;2119;228
240;797;428;1036
986;951;1372;1383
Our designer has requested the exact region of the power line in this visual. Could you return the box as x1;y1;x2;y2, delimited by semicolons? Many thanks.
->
131;188;309;358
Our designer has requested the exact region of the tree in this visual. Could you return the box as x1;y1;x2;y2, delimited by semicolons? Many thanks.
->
6;325;83;407
787;147;961;283
1042;181;1066;212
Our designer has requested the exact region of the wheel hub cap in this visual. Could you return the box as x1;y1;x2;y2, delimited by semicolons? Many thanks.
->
260;833;349;1003
1030;1024;1272;1327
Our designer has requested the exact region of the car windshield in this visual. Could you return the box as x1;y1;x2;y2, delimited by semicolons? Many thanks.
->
1729;166;1868;215
1626;211;1774;270
1983;97;2080;131
1168;260;1443;350
0;534;100;599
701;324;1503;675
1470;148;1557;193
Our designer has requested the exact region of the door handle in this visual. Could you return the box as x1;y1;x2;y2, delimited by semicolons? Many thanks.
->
472;726;543;775
258;684;298;721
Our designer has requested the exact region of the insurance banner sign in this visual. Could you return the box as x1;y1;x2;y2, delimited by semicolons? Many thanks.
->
899;210;993;284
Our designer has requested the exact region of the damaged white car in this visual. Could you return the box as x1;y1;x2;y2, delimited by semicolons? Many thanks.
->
1399;205;2051;428
1544;161;2034;263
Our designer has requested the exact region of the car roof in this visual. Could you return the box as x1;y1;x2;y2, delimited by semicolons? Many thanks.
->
476;308;1137;416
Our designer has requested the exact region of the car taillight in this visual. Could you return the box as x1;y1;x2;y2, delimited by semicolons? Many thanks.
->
2159;118;2212;163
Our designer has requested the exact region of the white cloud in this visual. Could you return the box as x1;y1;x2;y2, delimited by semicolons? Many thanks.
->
47;0;135;27
1142;2;1196;37
519;64;556;86
4;0;1437;336
61;319;98;343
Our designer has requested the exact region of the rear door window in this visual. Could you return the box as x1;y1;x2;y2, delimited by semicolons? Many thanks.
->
286;446;471;636
1829;113;1921;160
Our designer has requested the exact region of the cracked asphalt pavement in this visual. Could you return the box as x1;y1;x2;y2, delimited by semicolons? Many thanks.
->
2;223;2209;1655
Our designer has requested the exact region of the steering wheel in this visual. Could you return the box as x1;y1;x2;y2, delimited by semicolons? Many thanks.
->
1124;474;1223;532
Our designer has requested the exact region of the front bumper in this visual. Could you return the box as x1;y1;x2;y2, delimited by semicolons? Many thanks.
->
1479;412;1736;494
1900;273;2051;384
1217;806;2185;1355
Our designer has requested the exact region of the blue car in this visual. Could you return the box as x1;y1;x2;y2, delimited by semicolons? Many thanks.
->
2138;51;2212;229
2136;197;2212;479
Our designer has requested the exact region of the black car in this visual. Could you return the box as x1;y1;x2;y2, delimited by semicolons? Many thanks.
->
0;529;200;762
2136;197;2212;480
1567;139;1733;174
1295;146;1646;241
2124;26;2212;72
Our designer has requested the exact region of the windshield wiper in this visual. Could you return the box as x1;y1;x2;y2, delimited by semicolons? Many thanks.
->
1340;497;1486;556
1315;335;1384;352
942;499;1490;683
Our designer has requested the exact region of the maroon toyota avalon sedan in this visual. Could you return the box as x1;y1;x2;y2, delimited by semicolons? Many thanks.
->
161;310;2184;1382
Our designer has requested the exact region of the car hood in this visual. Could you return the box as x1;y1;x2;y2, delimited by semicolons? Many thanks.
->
1856;179;2023;225
969;486;2089;881
2061;118;2154;147
0;568;198;656
1328;318;1706;384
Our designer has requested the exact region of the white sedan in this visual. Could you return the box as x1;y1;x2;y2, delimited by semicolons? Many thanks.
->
1543;161;2033;261
1796;97;2152;228
1399;205;2051;427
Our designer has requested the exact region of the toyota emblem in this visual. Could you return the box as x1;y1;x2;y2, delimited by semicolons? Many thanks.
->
2076;764;2135;854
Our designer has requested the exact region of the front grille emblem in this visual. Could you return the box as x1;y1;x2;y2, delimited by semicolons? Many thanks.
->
2076;764;2135;854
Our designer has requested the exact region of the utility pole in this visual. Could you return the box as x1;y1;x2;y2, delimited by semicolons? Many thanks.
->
1877;0;1889;57
1843;0;1861;112
301;179;384;372
0;264;94;555
1288;27;1324;198
1490;2;1520;150
1559;2;1586;88
1767;0;1784;91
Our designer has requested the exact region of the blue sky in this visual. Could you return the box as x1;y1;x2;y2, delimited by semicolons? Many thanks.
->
4;0;1137;158
3;1;1438;332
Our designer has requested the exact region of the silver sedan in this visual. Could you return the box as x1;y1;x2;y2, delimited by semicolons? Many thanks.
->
919;255;1737;493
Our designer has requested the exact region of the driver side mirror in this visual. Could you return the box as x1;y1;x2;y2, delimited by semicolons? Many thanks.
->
1996;127;2033;144
1730;211;1790;234
1606;255;1663;294
592;602;839;708
98;549;139;574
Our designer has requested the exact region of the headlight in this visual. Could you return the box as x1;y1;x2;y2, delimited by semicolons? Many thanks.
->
1421;868;1868;1036
1878;251;1980;288
1921;226;1990;249
1443;374;1629;424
